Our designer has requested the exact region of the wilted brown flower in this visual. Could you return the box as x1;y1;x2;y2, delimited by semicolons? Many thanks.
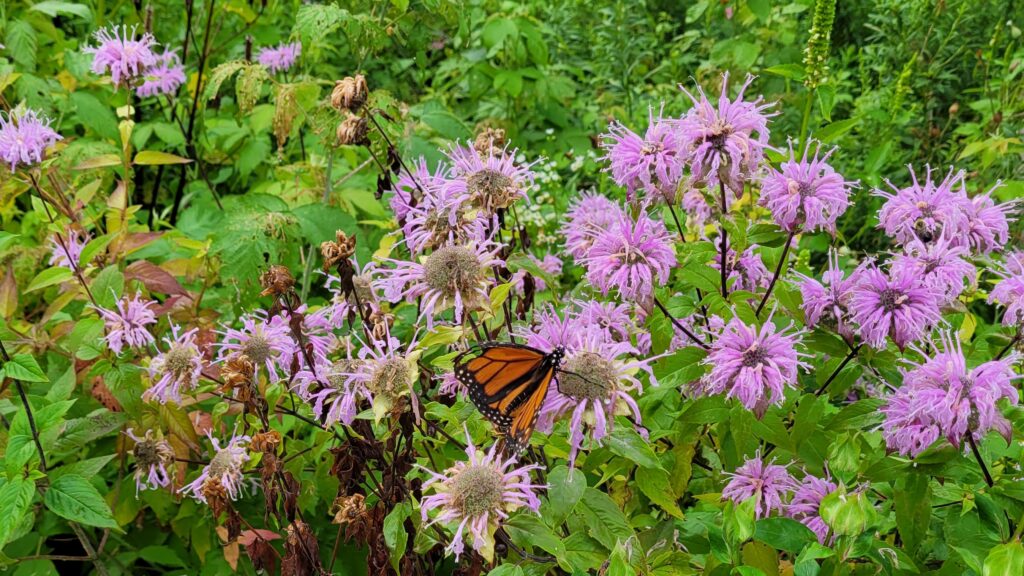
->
259;265;294;297
321;230;357;271
336;113;369;146
202;476;230;517
282;520;323;576
331;75;368;112
368;309;394;341
331;493;367;525
474;126;507;156
250;430;281;453
222;354;255;395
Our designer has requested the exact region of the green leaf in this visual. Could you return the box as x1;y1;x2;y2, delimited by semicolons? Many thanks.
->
895;473;931;554
49;455;117;481
382;503;409;573
814;118;859;143
0;232;20;254
820;486;876;536
577;488;633;550
489;282;514;313
0;477;35;549
984;541;1024;576
26;267;72;292
543;465;585;526
203;60;246;101
754;517;817;553
4;354;49;382
70;92;119;141
133;151;192;165
138;545;186;567
764;63;806;81
30;1;92;19
481;18;518;49
91;265;125;309
605;426;661;470
747;0;771;21
78;234;114;268
44;474;119;529
72;154;122;170
635;467;683;518
506;514;564;556
6;20;38;72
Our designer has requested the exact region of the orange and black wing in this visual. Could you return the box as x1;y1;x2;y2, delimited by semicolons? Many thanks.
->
454;342;560;450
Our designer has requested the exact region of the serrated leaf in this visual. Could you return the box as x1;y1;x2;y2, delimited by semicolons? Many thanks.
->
0;477;35;549
44;474;119;529
6;20;38;72
204;61;247;101
26;267;72;292
606;426;661;469
635;467;683;518
30;1;92;19
4;354;49;382
754;517;817;553
577;488;633;550
383;503;410;572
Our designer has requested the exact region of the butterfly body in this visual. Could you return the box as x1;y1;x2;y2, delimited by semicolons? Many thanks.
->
454;342;564;452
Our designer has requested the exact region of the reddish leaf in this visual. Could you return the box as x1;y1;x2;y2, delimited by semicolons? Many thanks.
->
238;529;281;547
125;260;185;295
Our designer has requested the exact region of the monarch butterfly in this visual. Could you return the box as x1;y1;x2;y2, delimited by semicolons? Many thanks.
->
454;342;565;452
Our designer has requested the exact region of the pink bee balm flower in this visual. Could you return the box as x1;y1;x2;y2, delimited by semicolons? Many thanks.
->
880;332;1019;456
848;264;943;350
582;210;676;302
990;251;1024;326
677;73;775;193
696;316;809;417
401;180;475;255
874;166;966;246
0;109;63;171
722;454;797;519
786;473;838;543
889;237;974;303
389;157;449;223
144;325;203;404
536;334;655;468
334;332;420;422
603;108;686;202
759;142;856;234
444;143;534;214
954;185;1015;254
257;41;301;73
84;25;157;87
561;192;625;259
125;428;175;495
374;239;503;328
419;430;544;561
180;433;251;503
796;250;861;342
293;356;367;427
216;312;296;383
94;292;157;355
136;51;186;97
711;238;771;293
47;230;89;271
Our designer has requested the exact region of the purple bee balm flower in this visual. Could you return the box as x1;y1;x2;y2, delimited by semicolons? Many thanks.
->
445;143;535;213
682;188;713;230
874;166;967;246
47;230;89;271
711;237;770;293
136;51;186;97
848;263;943;350
890;237;975;303
94;292;157;355
216;312;295;383
84;25;158;88
293;356;367;426
561;192;625;259
537;335;655;469
582;210;676;303
574;299;644;351
796;250;861;342
759;142;856;234
180;432;251;503
519;304;587;352
257;41;301;73
677;73;775;193
419;429;544;561
787;473;838;543
603;108;686;202
880;332;1019;456
324;260;380;325
144;325;203;404
990;251;1024;326
374;239;503;328
0;109;63;171
696;316;808;417
389;157;449;223
722;454;797;519
336;332;420;422
286;304;337;363
954;185;1015;254
402;180;475;255
125;428;175;495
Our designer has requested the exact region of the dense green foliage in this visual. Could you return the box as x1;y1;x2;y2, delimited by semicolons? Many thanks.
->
0;1;1023;575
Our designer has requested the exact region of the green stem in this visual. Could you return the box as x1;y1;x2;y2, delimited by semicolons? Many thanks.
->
799;88;816;144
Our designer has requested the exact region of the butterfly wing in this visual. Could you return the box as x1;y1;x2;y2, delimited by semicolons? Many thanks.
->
455;342;558;448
